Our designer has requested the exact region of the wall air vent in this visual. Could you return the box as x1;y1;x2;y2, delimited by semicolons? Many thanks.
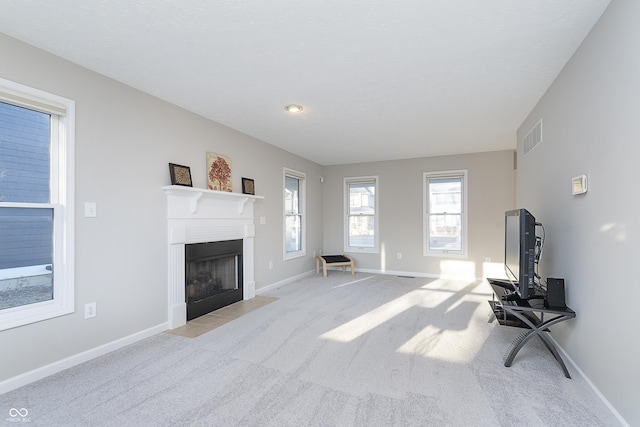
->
523;119;542;155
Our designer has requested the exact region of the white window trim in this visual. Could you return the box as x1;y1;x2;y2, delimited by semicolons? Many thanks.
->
0;78;75;331
344;176;379;254
283;167;306;260
423;170;468;258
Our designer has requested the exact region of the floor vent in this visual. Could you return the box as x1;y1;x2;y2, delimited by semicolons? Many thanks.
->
523;119;542;155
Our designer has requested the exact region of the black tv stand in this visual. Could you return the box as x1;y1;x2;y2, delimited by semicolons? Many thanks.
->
487;278;576;378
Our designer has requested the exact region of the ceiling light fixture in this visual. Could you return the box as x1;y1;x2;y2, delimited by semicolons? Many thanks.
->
284;104;303;113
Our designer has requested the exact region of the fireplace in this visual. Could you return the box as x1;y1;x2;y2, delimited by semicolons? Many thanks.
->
163;185;262;329
185;239;243;320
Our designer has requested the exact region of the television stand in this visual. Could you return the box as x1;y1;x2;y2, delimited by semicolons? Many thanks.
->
487;279;576;378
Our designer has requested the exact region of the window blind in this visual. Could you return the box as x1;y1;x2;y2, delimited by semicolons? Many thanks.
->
0;88;66;116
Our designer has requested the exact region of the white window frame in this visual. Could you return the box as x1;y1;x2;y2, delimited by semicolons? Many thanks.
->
0;78;75;331
423;170;468;258
344;176;379;254
283;168;306;260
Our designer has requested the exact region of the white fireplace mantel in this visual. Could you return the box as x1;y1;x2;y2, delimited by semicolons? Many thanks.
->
163;185;264;215
163;185;264;329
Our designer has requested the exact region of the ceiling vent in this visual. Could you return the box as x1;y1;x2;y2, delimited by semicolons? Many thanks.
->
523;119;542;155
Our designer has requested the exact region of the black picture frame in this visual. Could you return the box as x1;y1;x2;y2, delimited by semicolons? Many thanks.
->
242;177;255;195
169;163;192;187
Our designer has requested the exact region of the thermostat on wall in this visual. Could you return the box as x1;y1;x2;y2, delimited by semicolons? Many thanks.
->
572;175;587;195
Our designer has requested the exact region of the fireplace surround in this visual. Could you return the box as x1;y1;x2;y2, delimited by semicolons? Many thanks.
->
163;185;263;329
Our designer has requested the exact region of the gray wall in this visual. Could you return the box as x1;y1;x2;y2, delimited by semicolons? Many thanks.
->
517;0;637;424
322;151;515;279
0;33;323;382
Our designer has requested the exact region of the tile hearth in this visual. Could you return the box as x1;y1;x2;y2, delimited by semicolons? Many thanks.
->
165;296;278;338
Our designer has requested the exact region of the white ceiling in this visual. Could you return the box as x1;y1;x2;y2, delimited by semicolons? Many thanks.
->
0;0;611;166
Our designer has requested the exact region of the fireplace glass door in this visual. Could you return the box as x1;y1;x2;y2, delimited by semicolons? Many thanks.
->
185;239;243;320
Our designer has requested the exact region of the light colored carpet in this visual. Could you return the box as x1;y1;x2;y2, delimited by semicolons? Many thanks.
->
0;273;619;426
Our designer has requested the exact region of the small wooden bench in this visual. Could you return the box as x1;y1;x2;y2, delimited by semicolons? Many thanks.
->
316;255;355;278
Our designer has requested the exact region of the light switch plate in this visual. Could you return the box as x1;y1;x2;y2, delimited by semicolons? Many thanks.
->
85;202;97;217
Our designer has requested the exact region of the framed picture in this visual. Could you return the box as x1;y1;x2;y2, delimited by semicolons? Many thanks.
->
206;152;232;192
242;177;255;195
168;163;192;187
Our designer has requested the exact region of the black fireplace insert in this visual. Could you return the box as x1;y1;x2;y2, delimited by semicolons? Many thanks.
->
185;239;243;321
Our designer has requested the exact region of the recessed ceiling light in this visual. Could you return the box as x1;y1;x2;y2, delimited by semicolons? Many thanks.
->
284;104;303;113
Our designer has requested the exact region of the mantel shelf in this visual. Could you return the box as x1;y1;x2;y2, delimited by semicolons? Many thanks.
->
162;185;264;215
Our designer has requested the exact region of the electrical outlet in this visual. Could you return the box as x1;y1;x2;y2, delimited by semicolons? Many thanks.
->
268;261;273;270
397;252;402;260
85;302;96;319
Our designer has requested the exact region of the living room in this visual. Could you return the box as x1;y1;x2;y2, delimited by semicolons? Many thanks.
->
0;1;637;425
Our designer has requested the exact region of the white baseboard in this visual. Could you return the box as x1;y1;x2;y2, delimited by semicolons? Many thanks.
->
0;322;168;395
256;269;315;294
353;267;441;279
356;267;494;283
254;266;439;295
547;334;629;427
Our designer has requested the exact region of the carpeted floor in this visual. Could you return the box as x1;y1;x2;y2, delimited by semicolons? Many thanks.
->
0;273;620;426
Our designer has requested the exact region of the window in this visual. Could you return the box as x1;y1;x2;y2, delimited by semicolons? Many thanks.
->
344;176;378;253
283;168;305;259
424;170;467;257
0;78;75;331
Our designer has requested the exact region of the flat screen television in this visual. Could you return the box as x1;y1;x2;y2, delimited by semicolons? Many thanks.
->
504;208;537;299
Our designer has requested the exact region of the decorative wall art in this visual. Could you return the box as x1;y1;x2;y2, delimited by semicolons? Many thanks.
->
168;163;192;187
242;177;255;195
206;152;232;192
